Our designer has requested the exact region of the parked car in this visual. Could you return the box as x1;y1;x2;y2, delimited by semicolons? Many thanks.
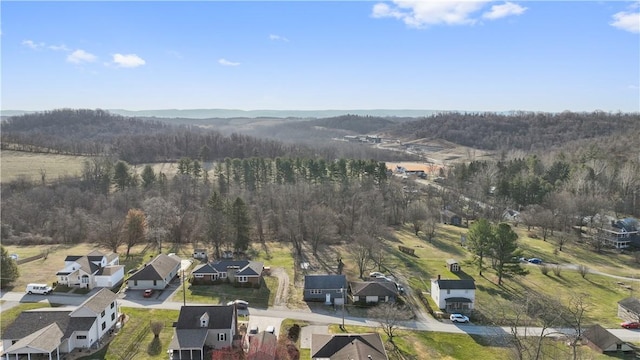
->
248;325;259;334
9;254;19;261
528;258;543;264
621;321;640;329
369;272;385;278
265;325;276;334
227;299;249;309
25;283;52;295
143;289;154;298
450;313;470;323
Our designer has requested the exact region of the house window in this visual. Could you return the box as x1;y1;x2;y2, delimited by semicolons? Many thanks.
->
134;280;138;286
237;276;248;283
218;333;226;342
111;313;116;321
101;310;106;317
310;289;322;295
447;289;450;294
77;335;87;339
111;302;115;309
153;280;157;286
102;322;106;330
194;274;204;278
220;273;227;279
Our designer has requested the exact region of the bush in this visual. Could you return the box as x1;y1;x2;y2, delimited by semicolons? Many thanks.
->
540;264;549;275
552;265;562;276
577;265;589;279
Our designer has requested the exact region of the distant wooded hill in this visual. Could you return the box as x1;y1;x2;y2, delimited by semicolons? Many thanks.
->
388;111;640;151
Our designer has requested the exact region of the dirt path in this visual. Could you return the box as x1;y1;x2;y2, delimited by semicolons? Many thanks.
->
271;267;290;309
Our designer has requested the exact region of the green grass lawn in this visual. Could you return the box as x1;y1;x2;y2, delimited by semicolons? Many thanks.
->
174;279;276;308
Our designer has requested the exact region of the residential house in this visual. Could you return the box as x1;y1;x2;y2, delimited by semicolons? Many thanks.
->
618;297;640;322
1;288;120;359
446;259;460;273
303;275;347;305
430;276;475;313
246;331;277;360
582;324;633;353
191;260;264;288
56;250;124;289
440;210;462;226
127;253;181;290
596;218;639;249
311;333;388;360
168;305;238;360
349;281;397;304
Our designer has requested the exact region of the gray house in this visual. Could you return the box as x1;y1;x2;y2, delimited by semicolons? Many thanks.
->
127;253;181;290
303;275;347;305
349;281;397;304
191;260;264;287
582;324;633;353
618;297;640;322
168;305;238;360
311;333;388;360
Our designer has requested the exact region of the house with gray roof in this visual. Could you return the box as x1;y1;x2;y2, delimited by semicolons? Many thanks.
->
168;305;238;360
430;275;476;313
1;288;119;359
191;260;264;288
303;274;347;305
349;281;397;304
127;253;181;290
311;333;388;360
618;297;640;322
56;250;124;289
582;324;633;353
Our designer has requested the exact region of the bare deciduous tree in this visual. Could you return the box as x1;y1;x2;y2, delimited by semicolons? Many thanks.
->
367;302;413;343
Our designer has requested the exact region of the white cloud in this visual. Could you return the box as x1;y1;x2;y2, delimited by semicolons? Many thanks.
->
48;44;70;51
112;53;146;68
67;49;97;64
269;34;289;42
610;9;640;33
218;58;240;66
372;1;528;28
482;2;527;20
22;39;45;49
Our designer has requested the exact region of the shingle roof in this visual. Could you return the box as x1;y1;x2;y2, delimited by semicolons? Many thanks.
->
168;329;208;350
96;265;124;276
175;305;235;330
618;297;640;314
349;281;397;297
435;279;476;290
72;288;117;315
2;311;95;340
304;275;346;290
128;254;181;281
3;323;64;354
247;331;277;359
583;324;624;350
311;333;388;360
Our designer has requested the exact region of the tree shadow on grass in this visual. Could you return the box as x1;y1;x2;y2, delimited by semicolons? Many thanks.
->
147;337;162;356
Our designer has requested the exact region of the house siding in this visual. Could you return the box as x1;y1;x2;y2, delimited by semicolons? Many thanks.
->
430;279;475;311
618;304;640;322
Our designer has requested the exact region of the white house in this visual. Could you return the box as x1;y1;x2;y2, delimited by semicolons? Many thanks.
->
168;305;238;360
1;288;120;359
127;253;181;290
430;276;476;313
56;250;124;290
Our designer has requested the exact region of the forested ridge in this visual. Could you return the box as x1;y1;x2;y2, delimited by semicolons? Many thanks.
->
391;111;640;151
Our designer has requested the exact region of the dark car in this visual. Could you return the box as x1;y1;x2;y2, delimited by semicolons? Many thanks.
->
528;258;543;264
621;321;640;329
143;289;154;298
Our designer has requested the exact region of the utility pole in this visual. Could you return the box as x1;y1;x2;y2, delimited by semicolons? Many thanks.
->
182;269;186;306
341;287;345;331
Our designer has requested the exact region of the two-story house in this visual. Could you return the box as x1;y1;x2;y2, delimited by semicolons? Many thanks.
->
430;276;476;313
168;305;238;360
1;288;120;359
56;250;124;289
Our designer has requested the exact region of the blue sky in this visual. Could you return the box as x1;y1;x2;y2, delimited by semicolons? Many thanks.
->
2;1;639;113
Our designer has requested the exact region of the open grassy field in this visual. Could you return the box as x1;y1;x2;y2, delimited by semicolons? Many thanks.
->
0;150;88;184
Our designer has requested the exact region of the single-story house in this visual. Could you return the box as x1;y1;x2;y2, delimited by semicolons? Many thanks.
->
582;324;633;353
56;250;124;289
246;331;277;360
127;253;181;290
617;297;640;322
430;276;475;313
311;333;388;360
303;275;347;305
191;260;264;287
349;281;397;304
168;305;238;360
446;259;460;273
1;289;120;359
440;210;462;226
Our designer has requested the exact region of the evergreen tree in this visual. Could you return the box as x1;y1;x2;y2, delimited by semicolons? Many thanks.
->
0;246;19;288
207;192;228;259
113;160;131;191
491;223;520;285
141;165;157;189
467;218;494;276
230;197;251;252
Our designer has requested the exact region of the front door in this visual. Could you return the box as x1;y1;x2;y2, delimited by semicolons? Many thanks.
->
325;293;331;304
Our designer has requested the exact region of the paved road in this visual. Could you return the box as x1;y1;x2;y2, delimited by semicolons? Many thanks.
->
2;290;638;343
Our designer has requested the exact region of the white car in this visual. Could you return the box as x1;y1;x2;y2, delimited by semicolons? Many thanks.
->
369;272;385;278
450;313;470;323
227;299;249;309
265;325;276;334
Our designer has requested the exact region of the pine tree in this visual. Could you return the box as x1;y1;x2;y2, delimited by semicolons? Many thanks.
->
230;197;251;252
467;218;494;276
0;246;19;288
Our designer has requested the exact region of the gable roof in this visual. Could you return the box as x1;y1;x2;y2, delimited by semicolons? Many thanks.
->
175;305;235;330
435;279;476;290
168;328;208;350
3;323;64;354
349;281;397;297
128;253;181;281
304;275;346;290
618;297;640;314
311;333;388;360
247;331;278;360
583;324;624;350
192;260;264;277
72;288;117;315
96;265;124;276
2;311;95;340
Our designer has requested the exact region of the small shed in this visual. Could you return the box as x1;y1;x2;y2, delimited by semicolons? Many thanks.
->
441;210;462;226
582;324;632;353
446;259;460;273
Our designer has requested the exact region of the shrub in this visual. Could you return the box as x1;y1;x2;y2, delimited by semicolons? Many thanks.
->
540;264;549;275
577;265;589;279
552;265;562;276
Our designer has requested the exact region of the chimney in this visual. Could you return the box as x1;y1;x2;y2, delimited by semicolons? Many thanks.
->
437;274;441;281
